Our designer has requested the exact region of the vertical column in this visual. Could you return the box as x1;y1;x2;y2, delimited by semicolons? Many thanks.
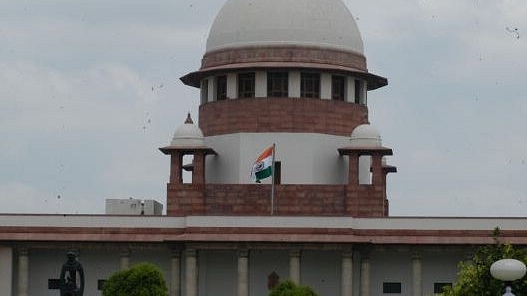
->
362;81;368;105
170;151;183;184
237;249;249;296
207;78;215;102
170;248;182;296
320;73;332;100
346;77;356;103
255;71;267;97
348;153;359;185
120;248;130;270
289;250;301;284
341;249;353;296
360;255;370;296
0;247;13;296
371;152;383;186
185;249;198;296
192;151;205;184
412;253;422;296
289;71;301;98
17;247;29;296
227;73;237;99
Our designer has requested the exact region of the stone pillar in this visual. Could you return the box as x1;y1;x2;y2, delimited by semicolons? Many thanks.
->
170;249;182;296
348;153;359;185
289;71;301;98
192;151;205;184
371;152;383;186
170;151;183;184
360;255;370;296
412;253;422;296
289;250;301;284
255;71;267;98
120;248;130;270
341;250;353;296
185;249;198;296
17;247;29;296
346;77;356;103
227;73;237;99
320;73;332;100
207;78;214;102
0;247;13;296
237;249;249;296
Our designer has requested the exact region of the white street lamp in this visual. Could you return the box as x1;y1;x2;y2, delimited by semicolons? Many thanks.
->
490;259;527;296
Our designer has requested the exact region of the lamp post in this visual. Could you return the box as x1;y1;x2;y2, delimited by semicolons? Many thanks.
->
490;259;526;296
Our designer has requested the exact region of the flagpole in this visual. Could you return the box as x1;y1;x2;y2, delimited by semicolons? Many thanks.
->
271;143;276;215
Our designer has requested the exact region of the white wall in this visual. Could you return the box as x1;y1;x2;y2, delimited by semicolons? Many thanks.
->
250;250;289;296
366;247;465;296
370;249;413;296
198;250;237;296
205;133;350;184
301;250;341;295
421;249;464;295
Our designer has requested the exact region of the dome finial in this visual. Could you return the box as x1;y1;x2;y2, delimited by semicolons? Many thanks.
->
185;112;194;124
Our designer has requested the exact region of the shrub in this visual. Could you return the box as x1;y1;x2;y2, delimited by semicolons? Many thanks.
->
269;280;318;296
102;262;168;296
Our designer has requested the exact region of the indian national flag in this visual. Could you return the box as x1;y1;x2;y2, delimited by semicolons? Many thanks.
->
251;146;274;183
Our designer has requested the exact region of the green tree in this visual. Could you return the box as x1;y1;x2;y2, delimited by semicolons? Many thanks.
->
443;228;527;296
102;262;168;296
269;280;319;296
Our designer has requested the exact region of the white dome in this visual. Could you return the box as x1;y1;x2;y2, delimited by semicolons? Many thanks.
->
206;0;364;54
350;124;382;147
170;114;205;147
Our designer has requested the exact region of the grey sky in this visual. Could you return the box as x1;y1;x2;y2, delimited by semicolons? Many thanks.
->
1;0;526;216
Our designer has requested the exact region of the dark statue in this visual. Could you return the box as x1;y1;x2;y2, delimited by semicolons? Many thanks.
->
59;252;85;296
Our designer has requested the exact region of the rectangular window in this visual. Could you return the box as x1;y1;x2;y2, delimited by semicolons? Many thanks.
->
98;279;107;291
216;75;227;101
301;72;320;98
434;283;451;294
332;75;345;101
238;72;255;98
383;282;401;294
354;79;361;104
267;71;289;97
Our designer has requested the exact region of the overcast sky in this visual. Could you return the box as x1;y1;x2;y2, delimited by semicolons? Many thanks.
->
1;0;526;216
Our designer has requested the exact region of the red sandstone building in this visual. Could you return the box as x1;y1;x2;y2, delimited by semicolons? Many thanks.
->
1;0;527;295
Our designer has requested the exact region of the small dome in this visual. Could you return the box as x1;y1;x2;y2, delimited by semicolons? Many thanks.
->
170;113;204;146
206;0;364;54
350;124;382;147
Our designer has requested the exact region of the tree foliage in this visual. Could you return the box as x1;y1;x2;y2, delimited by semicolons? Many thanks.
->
102;262;168;296
443;228;527;296
269;280;319;296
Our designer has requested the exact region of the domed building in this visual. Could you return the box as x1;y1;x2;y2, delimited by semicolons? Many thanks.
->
166;0;394;218
1;0;527;296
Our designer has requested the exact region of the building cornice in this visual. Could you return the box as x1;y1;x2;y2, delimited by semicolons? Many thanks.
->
0;215;526;245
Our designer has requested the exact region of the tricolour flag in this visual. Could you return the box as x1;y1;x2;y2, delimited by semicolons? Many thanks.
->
251;146;274;183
